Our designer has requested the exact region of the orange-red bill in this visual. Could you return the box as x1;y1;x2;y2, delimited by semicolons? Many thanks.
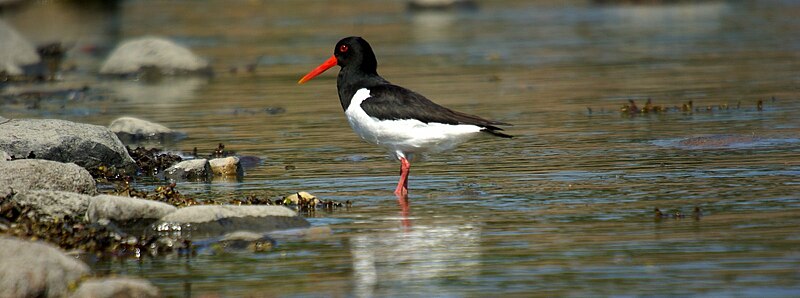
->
298;55;338;84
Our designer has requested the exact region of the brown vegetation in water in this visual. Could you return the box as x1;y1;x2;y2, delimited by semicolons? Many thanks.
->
614;98;773;115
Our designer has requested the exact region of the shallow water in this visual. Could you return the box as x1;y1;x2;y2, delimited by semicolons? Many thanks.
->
2;0;800;296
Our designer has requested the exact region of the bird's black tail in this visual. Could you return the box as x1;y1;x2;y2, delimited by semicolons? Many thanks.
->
482;127;513;138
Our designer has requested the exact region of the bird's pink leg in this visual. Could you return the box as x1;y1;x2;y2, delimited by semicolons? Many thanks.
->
394;157;410;197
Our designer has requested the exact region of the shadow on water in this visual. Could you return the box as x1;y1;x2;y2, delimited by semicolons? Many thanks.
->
2;0;800;296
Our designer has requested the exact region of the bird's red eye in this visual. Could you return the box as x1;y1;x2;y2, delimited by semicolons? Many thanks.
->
339;44;349;53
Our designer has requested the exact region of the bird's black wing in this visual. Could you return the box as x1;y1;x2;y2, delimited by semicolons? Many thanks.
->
359;84;512;138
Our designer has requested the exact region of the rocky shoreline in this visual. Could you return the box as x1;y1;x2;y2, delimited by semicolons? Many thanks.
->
0;115;345;297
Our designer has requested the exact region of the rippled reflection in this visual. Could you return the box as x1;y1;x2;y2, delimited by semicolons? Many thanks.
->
352;224;481;297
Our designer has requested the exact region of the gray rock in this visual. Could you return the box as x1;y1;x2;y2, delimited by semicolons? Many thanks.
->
0;237;90;298
70;277;159;298
220;230;268;242
0;119;136;172
152;205;310;240
100;36;209;75
87;195;177;227
0;19;40;75
1;150;10;162
9;190;93;221
108;116;176;142
209;156;243;176
0;159;97;197
164;159;211;181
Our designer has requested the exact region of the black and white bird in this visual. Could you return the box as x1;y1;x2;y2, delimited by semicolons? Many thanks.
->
298;36;511;197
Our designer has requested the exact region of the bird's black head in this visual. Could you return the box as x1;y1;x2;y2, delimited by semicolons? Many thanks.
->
298;36;381;85
333;36;377;74
298;36;387;111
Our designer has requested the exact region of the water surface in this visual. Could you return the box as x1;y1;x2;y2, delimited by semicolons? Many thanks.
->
2;1;799;296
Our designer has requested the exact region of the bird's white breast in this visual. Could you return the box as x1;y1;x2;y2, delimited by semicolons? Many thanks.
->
344;88;482;159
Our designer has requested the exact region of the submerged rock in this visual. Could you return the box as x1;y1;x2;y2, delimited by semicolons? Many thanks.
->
0;159;97;197
100;36;210;76
0;19;40;75
209;156;243;177
108;116;178;143
70;277;160;298
0;237;90;298
677;134;761;148
0;119;136;173
164;159;211;181
8;190;93;221
152;205;310;239
210;231;276;253
86;194;177;228
407;0;478;11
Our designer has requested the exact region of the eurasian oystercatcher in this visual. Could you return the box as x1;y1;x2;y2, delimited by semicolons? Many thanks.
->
299;36;512;197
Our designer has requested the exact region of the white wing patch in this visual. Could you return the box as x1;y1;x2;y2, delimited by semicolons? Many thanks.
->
344;88;482;159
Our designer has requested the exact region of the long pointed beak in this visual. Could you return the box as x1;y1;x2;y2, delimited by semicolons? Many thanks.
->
298;55;338;84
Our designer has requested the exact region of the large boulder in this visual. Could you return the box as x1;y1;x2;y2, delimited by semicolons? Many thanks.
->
0;118;136;172
100;36;210;75
70;277;159;298
87;194;177;228
0;237;90;298
0;19;40;75
0;159;97;198
152;205;310;240
8;190;93;221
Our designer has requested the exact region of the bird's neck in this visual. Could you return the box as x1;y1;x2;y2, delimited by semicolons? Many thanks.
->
337;67;387;111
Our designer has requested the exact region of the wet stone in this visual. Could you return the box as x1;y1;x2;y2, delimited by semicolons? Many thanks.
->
86;194;177;231
2;190;193;259
209;156;243;177
7;190;93;221
238;155;262;169
100;36;211;76
151;205;310;240
407;0;478;11
207;231;276;253
0;236;90;298
69;277;160;298
677;134;761;148
108;116;178;143
164;159;211;181
0;159;97;196
0;119;136;173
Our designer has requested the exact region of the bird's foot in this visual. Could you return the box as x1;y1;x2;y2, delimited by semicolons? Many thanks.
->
394;186;408;198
